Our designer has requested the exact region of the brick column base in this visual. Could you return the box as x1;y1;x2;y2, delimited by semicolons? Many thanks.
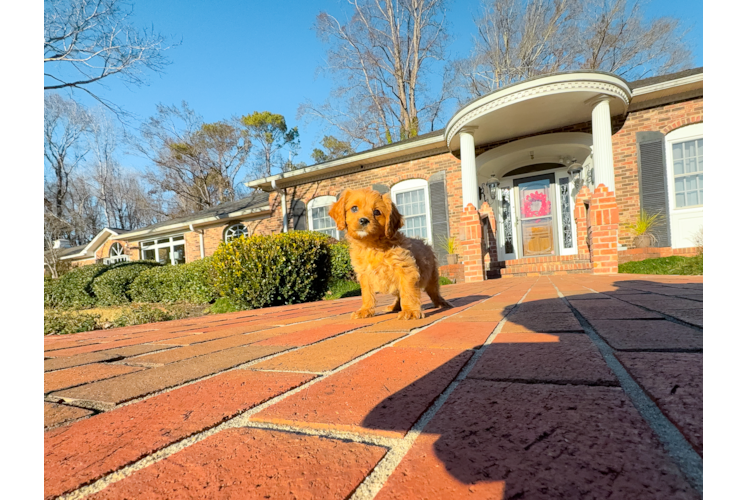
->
587;184;619;274
574;186;592;259
460;203;485;282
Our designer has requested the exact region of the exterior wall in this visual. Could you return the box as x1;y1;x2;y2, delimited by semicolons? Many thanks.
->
250;153;465;247
618;246;701;264
183;214;280;263
612;97;703;246
96;238;137;262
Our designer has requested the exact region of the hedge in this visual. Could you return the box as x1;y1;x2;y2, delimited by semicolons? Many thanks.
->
211;230;332;309
91;262;160;306
330;241;354;281
129;257;217;304
44;263;110;309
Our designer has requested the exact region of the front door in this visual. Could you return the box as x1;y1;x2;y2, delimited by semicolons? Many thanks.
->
514;174;557;258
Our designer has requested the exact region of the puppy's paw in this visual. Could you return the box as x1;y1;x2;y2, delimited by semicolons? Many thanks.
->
438;299;454;309
386;302;402;313
397;309;423;321
351;308;376;320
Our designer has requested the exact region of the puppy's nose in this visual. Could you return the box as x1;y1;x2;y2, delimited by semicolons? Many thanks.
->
359;217;370;226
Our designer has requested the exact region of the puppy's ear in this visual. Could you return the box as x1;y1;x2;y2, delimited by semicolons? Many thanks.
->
328;190;350;231
382;193;403;238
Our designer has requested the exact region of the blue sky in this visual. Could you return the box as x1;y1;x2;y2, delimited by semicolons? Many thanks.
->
51;0;703;173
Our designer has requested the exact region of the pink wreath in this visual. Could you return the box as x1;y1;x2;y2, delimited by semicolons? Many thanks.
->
523;191;551;218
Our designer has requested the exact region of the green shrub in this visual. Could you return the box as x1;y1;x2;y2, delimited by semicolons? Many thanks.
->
330;241;354;280
209;297;243;314
129;257;217;304
44;311;102;335
212;230;332;309
46;263;110;309
91;262;159;306
111;304;183;327
439;276;453;286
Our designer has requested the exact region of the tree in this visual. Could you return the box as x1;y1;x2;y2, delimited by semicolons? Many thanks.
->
240;111;300;178
452;0;692;101
302;0;450;148
311;136;355;163
44;93;92;219
134;102;252;216
44;0;173;112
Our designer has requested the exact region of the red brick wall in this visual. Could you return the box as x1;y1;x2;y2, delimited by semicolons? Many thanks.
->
612;97;703;246
250;153;465;246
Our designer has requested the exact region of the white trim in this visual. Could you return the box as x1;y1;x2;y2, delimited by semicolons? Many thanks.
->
631;73;703;97
139;234;187;265
307;196;340;239
664;123;704;248
391;179;432;244
58;227;121;260
245;134;445;189
224;222;249;242
445;73;631;150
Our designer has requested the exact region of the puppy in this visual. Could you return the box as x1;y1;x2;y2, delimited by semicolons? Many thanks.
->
329;188;452;320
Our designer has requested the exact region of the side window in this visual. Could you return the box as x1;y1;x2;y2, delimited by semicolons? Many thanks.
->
224;223;248;242
391;179;431;243
308;196;339;239
671;138;703;208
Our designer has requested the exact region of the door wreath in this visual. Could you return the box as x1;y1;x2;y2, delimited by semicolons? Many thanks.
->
523;191;551;218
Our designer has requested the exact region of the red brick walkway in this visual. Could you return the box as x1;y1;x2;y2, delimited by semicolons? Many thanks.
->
44;275;703;499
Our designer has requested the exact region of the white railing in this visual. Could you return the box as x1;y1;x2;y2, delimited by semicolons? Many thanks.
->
103;255;131;265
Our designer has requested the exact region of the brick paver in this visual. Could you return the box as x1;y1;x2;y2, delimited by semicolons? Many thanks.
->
43;275;703;499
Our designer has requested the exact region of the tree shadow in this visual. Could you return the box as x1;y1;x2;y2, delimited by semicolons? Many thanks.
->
359;276;703;498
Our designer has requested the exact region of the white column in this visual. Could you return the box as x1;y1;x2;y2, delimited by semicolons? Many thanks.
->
459;127;479;208
590;96;616;192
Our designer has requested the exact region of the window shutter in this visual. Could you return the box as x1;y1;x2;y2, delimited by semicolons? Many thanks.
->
290;200;307;230
636;131;671;247
372;183;389;194
428;171;450;266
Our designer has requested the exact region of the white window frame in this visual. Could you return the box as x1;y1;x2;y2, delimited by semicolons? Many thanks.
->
307;196;341;239
224;223;248;242
664;123;704;248
104;242;130;265
140;234;186;265
391;179;432;244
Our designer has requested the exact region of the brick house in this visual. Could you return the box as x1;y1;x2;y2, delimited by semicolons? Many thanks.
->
66;68;703;282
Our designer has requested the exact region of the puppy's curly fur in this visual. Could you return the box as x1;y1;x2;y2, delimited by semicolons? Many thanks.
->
329;188;452;320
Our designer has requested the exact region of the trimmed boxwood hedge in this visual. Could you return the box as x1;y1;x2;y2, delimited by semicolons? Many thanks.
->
90;262;160;306
330;241;354;281
211;230;332;309
129;257;217;304
44;263;110;309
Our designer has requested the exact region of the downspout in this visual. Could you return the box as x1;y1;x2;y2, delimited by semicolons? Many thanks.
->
271;178;288;233
189;224;205;259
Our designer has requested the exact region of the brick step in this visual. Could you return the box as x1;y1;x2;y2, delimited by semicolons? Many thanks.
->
500;258;593;277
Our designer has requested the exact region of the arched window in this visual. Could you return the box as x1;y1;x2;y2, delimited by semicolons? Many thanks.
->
109;242;125;257
307;196;340;239
391;179;432;243
224;223;248;242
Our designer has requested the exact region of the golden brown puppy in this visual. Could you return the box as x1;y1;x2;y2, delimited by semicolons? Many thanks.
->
329;188;452;320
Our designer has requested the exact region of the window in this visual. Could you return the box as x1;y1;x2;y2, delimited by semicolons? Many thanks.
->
391;179;432;243
672;138;703;208
224;223;248;242
307;196;340;239
109;242;125;257
140;235;186;265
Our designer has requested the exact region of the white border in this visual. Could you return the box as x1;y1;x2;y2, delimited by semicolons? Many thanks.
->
391;179;432;244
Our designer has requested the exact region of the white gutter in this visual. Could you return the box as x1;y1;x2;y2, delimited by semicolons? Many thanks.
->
118;205;270;240
272;179;288;232
246;133;445;189
189;224;205;259
631;73;703;97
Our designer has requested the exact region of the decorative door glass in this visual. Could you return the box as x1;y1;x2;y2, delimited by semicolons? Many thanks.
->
516;176;555;256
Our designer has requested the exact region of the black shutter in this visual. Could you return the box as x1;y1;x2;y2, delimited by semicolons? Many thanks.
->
636;131;671;247
428;171;450;266
372;183;389;194
290;200;307;230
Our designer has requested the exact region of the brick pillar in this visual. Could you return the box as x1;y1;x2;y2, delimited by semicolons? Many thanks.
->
574;186;591;258
460;203;485;282
587;184;619;274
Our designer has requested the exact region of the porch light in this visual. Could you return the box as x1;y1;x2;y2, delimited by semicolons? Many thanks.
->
486;174;499;199
566;159;583;183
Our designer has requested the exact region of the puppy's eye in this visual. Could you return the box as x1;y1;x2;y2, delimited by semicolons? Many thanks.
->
351;206;358;213
373;209;382;216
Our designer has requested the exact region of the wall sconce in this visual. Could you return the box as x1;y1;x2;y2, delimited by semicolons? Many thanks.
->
486;174;499;200
566;159;583;182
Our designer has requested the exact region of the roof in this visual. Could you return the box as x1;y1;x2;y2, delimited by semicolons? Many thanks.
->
117;191;271;240
628;67;703;89
52;244;88;259
246;67;702;191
